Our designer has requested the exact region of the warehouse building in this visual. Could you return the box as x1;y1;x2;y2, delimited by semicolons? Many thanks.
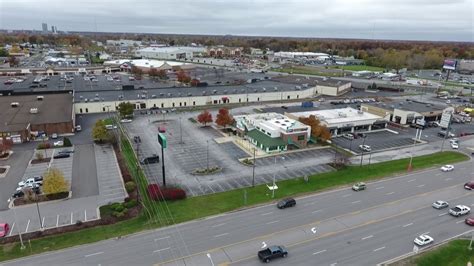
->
0;92;75;143
103;59;194;72
287;107;386;136
272;75;351;96
135;46;207;60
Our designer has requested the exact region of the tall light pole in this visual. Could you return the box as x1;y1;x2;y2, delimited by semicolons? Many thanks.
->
11;198;25;249
206;140;210;170
179;116;183;144
408;128;422;171
252;148;256;187
359;136;367;167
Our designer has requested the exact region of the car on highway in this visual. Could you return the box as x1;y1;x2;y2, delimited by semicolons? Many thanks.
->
465;217;474;226
277;198;296;209
440;165;454;172
358;145;371;152
258;245;288;263
414;234;434;246
432;200;449;209
449;205;470;217
0;223;9;237
464;182;474;190
352;182;366;191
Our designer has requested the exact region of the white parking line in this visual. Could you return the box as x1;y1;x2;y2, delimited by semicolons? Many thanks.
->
261;212;273;216
351;200;361;204
154;236;171;241
304;202;317;206
445;178;453;181
417;184;426;188
456;220;465;224
211;223;226;228
386;192;395;195
330;263;337;266
312;209;323;214
24;219;30;233
313;249;327;255
70;212;74;225
56;215;59;227
422;232;430;235
408;179;416;183
266;220;279;225
41;217;45;228
362;235;373;240
9;223;14;236
342;194;351;198
402;223;413;227
84;209;87;222
153;247;170;253
375;186;384;190
214;233;229;238
439;213;449;217
84;251;104;257
373;246;385;252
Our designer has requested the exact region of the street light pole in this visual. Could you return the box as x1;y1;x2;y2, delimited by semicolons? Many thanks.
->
359;136;367;167
11;199;25;250
206;140;210;170
179;117;183;144
252;148;256;187
34;193;43;230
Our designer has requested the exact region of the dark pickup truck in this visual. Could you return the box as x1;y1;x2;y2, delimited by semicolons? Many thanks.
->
258;245;288;263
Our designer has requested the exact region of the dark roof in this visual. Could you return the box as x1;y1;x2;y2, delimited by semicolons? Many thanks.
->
0;93;73;132
364;100;444;113
271;75;350;87
247;129;286;147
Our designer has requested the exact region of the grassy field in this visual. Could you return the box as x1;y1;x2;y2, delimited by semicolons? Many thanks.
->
331;65;385;72
273;66;344;77
0;150;468;262
392;240;474;266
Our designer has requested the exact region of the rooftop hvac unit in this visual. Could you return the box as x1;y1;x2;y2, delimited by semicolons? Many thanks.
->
11;102;19;107
30;108;38;114
338;112;347;118
37;96;44;101
357;110;364;115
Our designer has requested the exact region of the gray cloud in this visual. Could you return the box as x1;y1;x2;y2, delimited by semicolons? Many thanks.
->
0;0;472;41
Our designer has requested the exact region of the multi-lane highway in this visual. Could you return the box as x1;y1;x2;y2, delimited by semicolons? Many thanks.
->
2;159;473;266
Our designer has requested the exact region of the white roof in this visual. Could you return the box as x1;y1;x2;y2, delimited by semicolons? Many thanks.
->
103;59;189;68
274;52;329;58
137;46;207;53
291;107;382;126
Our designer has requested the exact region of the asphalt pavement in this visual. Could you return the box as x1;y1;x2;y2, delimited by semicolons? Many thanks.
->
3;158;473;266
71;144;99;198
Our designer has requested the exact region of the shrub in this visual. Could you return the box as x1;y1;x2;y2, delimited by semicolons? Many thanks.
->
124;197;131;203
147;184;160;201
35;152;44;161
125;181;136;193
124;199;138;209
37;143;51;150
63;137;72;147
161;188;187;200
112;203;125;212
75;220;83;226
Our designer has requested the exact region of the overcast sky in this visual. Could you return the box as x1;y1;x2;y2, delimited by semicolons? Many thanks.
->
0;0;472;42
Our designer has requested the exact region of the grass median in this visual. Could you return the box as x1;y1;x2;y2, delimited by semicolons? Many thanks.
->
0;150;468;261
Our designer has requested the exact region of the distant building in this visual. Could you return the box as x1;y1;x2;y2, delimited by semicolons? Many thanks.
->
135;46;206;60
103;59;193;72
234;112;311;152
106;39;142;47
272;75;351;96
207;46;242;58
42;23;48;34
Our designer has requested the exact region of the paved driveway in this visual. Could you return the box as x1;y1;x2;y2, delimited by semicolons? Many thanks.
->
71;144;99;198
333;130;417;154
0;150;33;211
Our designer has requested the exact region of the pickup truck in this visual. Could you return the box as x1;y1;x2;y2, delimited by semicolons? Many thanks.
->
258;245;288;263
449;205;470;217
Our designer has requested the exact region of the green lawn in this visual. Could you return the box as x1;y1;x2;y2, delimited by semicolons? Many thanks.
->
273;66;344;77
0;149;468;262
393;240;474;266
331;65;385;72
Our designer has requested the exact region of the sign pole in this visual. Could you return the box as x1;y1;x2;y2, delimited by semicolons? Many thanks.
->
158;133;167;187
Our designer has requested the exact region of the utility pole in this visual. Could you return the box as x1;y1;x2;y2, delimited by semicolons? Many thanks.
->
252;148;256;187
34;193;43;230
206;140;210;170
359;136;367;167
11;199;25;250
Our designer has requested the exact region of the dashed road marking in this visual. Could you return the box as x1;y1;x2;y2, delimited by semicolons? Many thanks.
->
373;246;385;252
261;212;273;216
445;178;453;181
342;194;351;198
439;213;448;217
153;247;171;253
266;220;279;225
417;184;426;188
212;223;226;228
154;236;171;241
408;179;416;183
403;223;413;227
362;235;373;240
313;249;327;255
386;192;395;195
375;186;384;190
214;233;229;238
351;200;361;204
312;209;323;214
85;251;104;257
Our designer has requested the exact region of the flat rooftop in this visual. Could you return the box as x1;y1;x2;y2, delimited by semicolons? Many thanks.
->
364;100;445;113
290;107;382;125
0;93;73;132
271;75;350;88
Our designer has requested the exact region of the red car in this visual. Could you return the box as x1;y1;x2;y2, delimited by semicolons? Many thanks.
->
464;182;474;190
0;223;9;237
465;217;474;226
158;126;166;133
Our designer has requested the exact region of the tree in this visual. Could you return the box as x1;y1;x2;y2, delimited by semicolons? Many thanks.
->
0;48;8;57
8;56;19;67
148;68;159;79
176;69;191;84
299;115;331;141
63;137;72;147
0;139;13;156
215;108;234;128
190;79;200;86
92;119;109;142
42;168;69;194
197;110;213;126
131;66;143;78
117;102;134;118
157;69;168;79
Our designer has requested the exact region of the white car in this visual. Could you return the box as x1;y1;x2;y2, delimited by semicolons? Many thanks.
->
51;133;58;139
120;119;132;123
451;142;459;149
53;140;64;147
432;200;449;209
359;145;371;152
414;234;434;246
440;165;454;172
449;205;471;217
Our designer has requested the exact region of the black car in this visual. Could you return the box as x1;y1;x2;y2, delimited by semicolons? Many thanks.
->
140;155;159;164
59;149;74;154
54;153;70;159
277;198;296;209
134;136;141;143
12;190;24;198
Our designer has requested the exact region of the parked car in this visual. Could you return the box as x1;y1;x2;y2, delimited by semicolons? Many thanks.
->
12;189;24;198
414;234;434;246
51;133;58;139
432;200;449;209
464;182;474;190
53;140;64;147
358;145;371;152
451;142;459;149
352;182;366;191
33;176;43;186
158;126;166;133
465;217;474;226
133;136;141;143
258;245;288;263
0;223;10;237
342;133;354;140
54;153;70;159
120;119;132;123
277;198;296;209
140;155;160;165
75;125;82;132
59;149;74;154
440;165;454;172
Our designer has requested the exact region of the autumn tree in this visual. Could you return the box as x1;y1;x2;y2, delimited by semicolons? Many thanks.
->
92;119;110;142
197;110;213;127
299;115;331;142
148;68;159;79
131;66;143;78
8;56;19;67
157;69;168;79
190;79;200;87
42;168;69;194
215;108;234;129
0;139;13;157
176;69;191;84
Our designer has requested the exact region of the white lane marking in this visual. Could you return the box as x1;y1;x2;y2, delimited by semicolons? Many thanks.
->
214;233;229;238
313;249;327;255
70;212;73;225
84;209;87;222
408;179;416;183
211;223;226;228
362;235;373;240
56;215;59;227
375;186;384;190
154;236;170;241
445;178;453;181
456;220;465;224
312;209;323;214
261;212;273;216
85;251;104;257
342;194;351;198
9;223;14;236
373;246;385;252
422;231;430;235
24;219;30;233
439;212;449;217
153;247;171;253
417;184;426;188
351;200;361;204
266;220;280;225
386;192;395;195
402;223;413;227
41;217;45;228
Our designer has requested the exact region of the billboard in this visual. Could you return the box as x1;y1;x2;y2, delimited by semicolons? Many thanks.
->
443;59;457;70
440;107;454;128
